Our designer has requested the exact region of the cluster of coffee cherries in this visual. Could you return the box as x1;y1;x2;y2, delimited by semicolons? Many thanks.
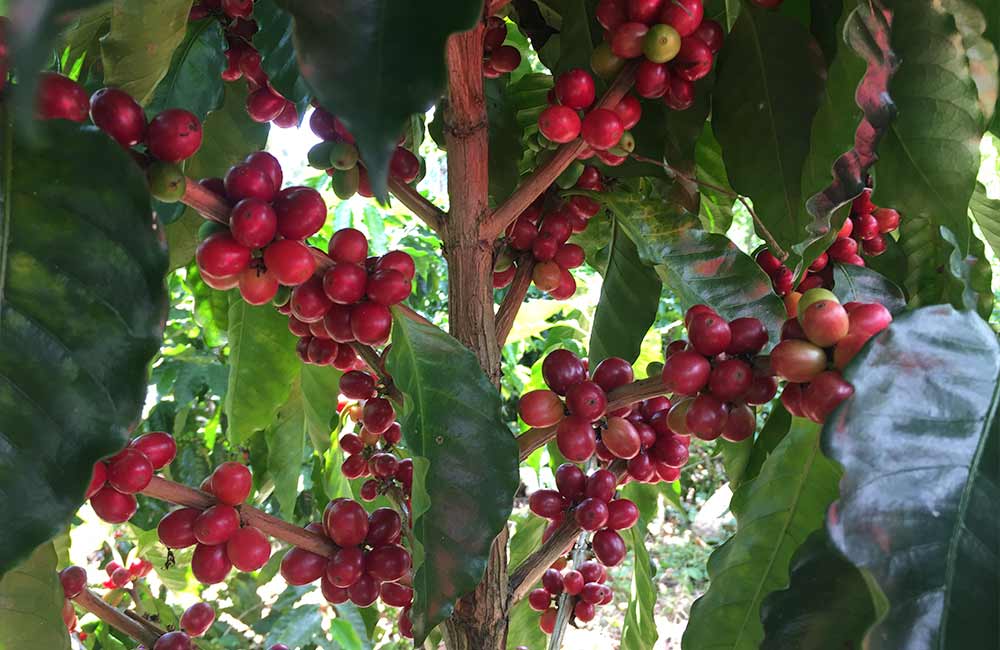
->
494;168;604;297
592;0;723;111
194;151;328;305
307;106;422;200
36;73;203;164
281;228;416;353
86;432;178;524
530;555;615;633
277;499;415;638
482;15;522;78
618;395;686;484
190;0;299;127
537;69;640;163
98;557;154;590
771;289;891;422
660;306;775;442
757;188;902;297
156;461;269;585
338;371;414;502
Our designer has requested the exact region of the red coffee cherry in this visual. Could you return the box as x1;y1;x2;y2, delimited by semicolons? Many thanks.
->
107;448;154;494
226;526;271;572
191;543;232;585
591;357;634;393
529;489;568;519
348;573;382;607
585;469;617;502
180;602;216;637
554;69;596;110
607;498;640;530
128;431;176;470
147;109;203;163
518;390;565;428
326;546;365;588
274;186;327;240
538;105;582;144
366;507;403;547
36;73;89;122
239;266;280;305
323;498;369;547
153;631;193;650
230;198;278;249
366;544;411;582
59;566;88;599
350;301;392;344
542;350;587;395
86;461;108;499
225;163;276;202
90;486;138;523
380;581;414;608
279;546;327;585
211;461;253;505
194;504;240;546
592;529;627;566
197;232;251;278
580;109;624;150
574;497;610;531
555;463;587;501
661;350;710;395
328;228;369;264
246;86;286;123
556;415;597;462
90;88;146;146
158;508;201;548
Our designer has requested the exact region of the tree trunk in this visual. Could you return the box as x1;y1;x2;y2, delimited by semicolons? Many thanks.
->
440;22;510;650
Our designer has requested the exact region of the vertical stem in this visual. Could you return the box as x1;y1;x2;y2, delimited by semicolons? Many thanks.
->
439;20;509;650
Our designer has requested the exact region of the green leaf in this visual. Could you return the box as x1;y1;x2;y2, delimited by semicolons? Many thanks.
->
165;83;270;271
621;524;659;650
712;7;827;263
0;544;71;650
262;605;325;649
507;597;547;650
266;379;307;517
300;364;343;452
970;182;1000;255
719;437;753;487
553;0;596;74
898;216;990;314
279;0;482;199
385;314;519;642
588;222;661;367
823;305;1000;650
60;4;112;82
682;419;841;650
146;18;227;122
100;0;196;105
875;0;998;258
832;263;907;313
0;120;166;575
605;195;786;347
253;0;311;105
759;529;880;650
486;77;523;204
224;295;300;445
508;514;546;574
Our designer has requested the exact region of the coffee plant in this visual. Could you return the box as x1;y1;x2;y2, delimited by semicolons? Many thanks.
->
1;0;999;649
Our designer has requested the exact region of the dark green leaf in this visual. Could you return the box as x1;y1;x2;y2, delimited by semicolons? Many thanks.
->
760;529;880;650
266;379;308;517
832;263;907;313
300;364;342;452
486;77;523;204
553;0;597;74
60;4;112;82
898;216;991;315
262;605;325;649
719;437;752;487
0;120;166;574
589;222;661;367
974;0;1000;133
0;543;70;650
621;481;661;525
147;18;227;122
507;598;547;650
875;0;998;257
224;295;300;445
621;525;659;650
253;0;311;105
604;194;786;347
682;419;841;650
970;182;1000;255
386;315;518;642
508;514;546;573
696;126;736;234
712;7;826;262
279;0;482;199
100;0;196;105
823;305;1000;650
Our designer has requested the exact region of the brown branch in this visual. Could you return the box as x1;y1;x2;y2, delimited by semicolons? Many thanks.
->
517;377;669;460
495;255;535;346
481;64;637;240
508;462;627;603
629;152;789;262
486;0;512;15
389;177;446;234
73;588;161;648
181;179;230;224
140;476;339;557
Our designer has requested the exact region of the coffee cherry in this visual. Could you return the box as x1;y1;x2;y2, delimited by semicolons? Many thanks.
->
37;71;90;121
862;235;886;256
591;357;634;393
107;448;154;494
538;105;582;144
606;498;640;530
367;507;403;547
339;371;376;400
147;109;203;162
211;461;252;505
192;543;232;584
86;461;108;499
585;469;617;502
59;566;87;598
154;631;193;650
230;199;277;249
221;0;253;17
828;236;859;263
239;266;280;305
530;489;568;519
603;416;642;459
801;371;854;423
686;393;728;440
323;262;368;304
542;568;565;595
596;0;627;30
370;453;399;479
581;109;624;150
332;343;359;371
376;251;416;281
635;60;670;98
519;390;565;427
91;486;137;523
367;269;411;305
592;529;627;566
644;23;682;63
246;86;286;122
90;88;146;146
490;45;522;73
873;208;900;233
344;573;379;607
158;508;200;548
695;19;724;53
555;463;587;501
381;581;414;608
611;22;649;58
770;339;828;383
722;403;755;442
847;303;892;337
366;544;411;582
180;602;215;637
328;228;369;264
661;350;710;395
651;434;689;468
280;546;327;585
350;301;392;344
341;454;367;479
663;75;695;110
555;69;596;110
780;382;806;417
323;498;369;547
225;163;276;202
291;276;333;322
539;607;558;634
549;268;577;300
327;546;364;588
390;147;421;183
745;374;778;405
543;350;587;395
556;416;597;461
708;358;753;401
688;312;732;356
197;232;251;278
726;317;768;355
575;497;610;530
362;398;395;434
613;95;643;130
194;505;239;545
553;243;586;270
579;560;607;584
566;381;607;420
800;299;849;347
528;588;552;611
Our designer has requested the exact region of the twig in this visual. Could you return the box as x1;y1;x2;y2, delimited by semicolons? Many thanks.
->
73;588;160;648
495;255;535;346
629;153;789;262
517;377;669;460
350;342;403;403
508;462;627;603
388;177;446;234
123;609;167;638
481;64;638;240
140;477;339;557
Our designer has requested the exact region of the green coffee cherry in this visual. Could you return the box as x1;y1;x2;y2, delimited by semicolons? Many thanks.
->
331;166;360;199
272;285;292;308
308;142;338;169
329;141;360;171
148;161;186;203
